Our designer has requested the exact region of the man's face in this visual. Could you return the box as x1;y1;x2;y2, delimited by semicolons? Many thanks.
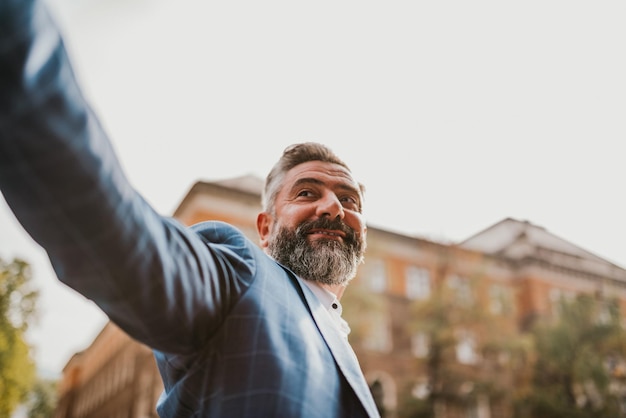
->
257;161;367;286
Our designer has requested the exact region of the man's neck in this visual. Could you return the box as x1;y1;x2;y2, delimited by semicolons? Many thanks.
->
314;282;346;300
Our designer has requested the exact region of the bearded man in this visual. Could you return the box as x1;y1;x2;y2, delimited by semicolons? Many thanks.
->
0;0;379;416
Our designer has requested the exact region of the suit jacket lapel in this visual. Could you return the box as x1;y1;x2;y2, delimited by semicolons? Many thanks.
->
295;277;380;417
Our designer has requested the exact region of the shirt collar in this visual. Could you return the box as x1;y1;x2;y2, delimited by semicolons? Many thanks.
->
299;278;340;311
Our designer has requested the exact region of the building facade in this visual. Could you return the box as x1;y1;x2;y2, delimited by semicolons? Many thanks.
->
53;321;163;418
54;176;626;418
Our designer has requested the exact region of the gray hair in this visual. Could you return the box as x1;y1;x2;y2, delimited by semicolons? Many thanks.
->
262;142;364;214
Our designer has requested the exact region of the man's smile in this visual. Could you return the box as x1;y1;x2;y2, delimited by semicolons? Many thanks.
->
307;229;346;239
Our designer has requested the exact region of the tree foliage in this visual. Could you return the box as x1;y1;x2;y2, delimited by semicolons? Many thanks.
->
518;294;626;418
400;274;533;418
0;257;38;417
26;378;58;418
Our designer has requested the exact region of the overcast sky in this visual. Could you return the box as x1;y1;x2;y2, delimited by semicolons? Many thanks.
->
1;0;625;376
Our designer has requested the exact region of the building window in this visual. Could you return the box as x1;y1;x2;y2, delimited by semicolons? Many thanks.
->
456;329;479;365
412;378;430;400
411;332;429;358
489;283;513;315
448;274;473;307
549;288;576;317
467;395;491;418
598;304;611;325
363;259;387;293
363;313;392;352
406;266;431;300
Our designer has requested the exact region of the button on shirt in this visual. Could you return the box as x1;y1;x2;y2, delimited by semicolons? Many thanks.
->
299;278;352;339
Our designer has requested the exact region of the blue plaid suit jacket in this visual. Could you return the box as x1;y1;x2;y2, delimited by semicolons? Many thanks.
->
0;1;380;416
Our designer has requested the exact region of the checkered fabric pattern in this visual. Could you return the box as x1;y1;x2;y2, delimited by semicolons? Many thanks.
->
0;1;380;416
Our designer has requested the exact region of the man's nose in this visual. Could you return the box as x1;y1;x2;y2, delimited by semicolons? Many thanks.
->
316;192;344;220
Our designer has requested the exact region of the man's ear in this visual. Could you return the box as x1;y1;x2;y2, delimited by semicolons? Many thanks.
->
256;212;272;250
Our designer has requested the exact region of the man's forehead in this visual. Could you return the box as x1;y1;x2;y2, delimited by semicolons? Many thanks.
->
286;161;359;188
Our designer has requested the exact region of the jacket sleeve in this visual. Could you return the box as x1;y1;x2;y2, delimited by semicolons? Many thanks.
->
0;0;253;354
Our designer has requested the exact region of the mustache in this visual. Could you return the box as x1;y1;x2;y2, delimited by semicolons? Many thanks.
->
296;217;356;242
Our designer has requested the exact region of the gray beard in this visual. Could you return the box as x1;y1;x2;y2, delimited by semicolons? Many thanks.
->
267;218;365;286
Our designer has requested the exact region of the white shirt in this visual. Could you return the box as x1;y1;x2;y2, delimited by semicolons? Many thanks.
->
299;278;352;339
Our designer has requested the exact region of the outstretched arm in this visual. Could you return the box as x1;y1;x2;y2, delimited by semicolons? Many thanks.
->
0;0;252;354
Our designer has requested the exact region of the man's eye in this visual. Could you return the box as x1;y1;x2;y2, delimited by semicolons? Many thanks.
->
297;190;314;197
340;196;359;207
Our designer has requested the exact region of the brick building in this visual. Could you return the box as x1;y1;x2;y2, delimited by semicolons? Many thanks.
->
53;176;626;418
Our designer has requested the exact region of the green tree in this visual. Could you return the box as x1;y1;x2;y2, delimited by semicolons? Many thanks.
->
0;257;37;417
519;294;626;418
342;278;388;416
401;274;532;418
26;378;57;418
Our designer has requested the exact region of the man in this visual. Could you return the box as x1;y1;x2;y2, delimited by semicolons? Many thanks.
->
0;0;380;416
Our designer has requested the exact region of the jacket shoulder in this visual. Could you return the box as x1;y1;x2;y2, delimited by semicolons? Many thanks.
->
190;220;251;246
